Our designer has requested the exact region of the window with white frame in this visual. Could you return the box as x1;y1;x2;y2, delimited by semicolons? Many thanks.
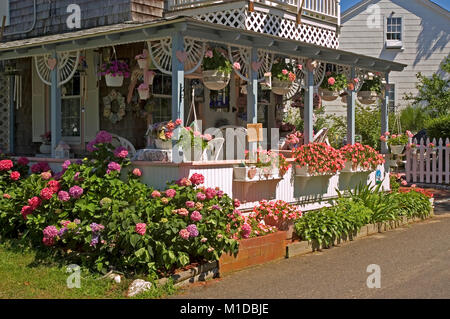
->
0;1;10;26
61;72;81;143
151;72;172;123
386;17;403;49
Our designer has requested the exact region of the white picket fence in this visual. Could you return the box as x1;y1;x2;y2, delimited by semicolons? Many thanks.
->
405;138;450;184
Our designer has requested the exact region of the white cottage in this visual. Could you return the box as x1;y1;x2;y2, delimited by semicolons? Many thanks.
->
324;0;450;116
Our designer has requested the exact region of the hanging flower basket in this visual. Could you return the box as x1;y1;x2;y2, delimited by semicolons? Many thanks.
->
272;79;292;96
137;59;148;70
137;84;150;100
319;88;340;101
357;91;379;105
202;70;230;91
390;145;405;155
105;74;124;87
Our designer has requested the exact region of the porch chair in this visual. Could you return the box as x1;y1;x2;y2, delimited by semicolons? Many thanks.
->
110;133;137;158
313;128;331;146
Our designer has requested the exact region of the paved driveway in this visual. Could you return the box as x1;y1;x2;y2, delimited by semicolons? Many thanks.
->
173;202;450;299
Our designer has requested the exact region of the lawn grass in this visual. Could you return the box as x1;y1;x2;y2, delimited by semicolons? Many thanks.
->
0;241;177;299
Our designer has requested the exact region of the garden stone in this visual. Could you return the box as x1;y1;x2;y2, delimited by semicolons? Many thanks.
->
127;279;152;297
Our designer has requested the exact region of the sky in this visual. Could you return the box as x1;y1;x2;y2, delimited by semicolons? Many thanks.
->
341;0;450;12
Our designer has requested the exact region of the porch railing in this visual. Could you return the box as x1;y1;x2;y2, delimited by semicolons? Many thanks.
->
405;138;450;185
166;0;340;24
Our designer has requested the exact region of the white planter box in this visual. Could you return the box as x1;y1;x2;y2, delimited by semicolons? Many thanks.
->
105;74;124;87
341;161;374;173
294;165;335;177
233;167;280;182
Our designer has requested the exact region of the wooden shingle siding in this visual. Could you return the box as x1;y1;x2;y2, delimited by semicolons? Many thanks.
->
3;0;164;41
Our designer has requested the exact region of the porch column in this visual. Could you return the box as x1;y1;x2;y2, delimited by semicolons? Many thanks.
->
50;51;62;157
171;31;185;125
381;72;389;154
304;68;314;144
9;76;14;154
247;48;258;154
346;67;356;145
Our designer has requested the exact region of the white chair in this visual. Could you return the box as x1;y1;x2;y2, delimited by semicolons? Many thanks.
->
205;137;225;161
110;133;137;158
313;128;330;146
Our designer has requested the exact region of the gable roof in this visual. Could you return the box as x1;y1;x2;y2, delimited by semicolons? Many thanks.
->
342;0;450;21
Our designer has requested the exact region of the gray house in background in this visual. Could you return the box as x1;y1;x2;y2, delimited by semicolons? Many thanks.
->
324;0;450;117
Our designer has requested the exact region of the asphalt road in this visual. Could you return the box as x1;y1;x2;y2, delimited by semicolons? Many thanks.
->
174;202;450;299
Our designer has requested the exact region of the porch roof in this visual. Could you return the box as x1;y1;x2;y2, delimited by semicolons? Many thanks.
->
0;17;407;72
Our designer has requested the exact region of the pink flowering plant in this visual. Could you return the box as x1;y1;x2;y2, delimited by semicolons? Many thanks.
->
98;60;131;78
271;59;296;82
340;143;385;171
381;132;409;146
148;119;182;142
252;200;302;232
202;48;232;74
293;143;345;175
320;72;348;92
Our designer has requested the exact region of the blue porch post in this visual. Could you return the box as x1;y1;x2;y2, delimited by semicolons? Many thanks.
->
381;72;389;154
9;77;15;154
171;31;185;125
304;68;314;144
50;51;61;157
247;48;258;154
346;67;356;145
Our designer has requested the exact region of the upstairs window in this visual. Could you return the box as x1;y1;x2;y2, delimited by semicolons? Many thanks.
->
386;17;403;49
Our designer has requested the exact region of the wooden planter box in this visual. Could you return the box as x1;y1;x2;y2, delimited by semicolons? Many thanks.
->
219;231;287;275
264;216;296;240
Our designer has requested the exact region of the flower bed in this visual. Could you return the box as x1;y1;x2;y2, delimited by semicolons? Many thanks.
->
0;132;283;279
252;200;302;240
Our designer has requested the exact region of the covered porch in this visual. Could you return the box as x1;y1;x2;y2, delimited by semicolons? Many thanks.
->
0;17;406;210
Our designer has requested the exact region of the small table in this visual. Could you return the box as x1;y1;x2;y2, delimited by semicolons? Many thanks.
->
132;148;173;162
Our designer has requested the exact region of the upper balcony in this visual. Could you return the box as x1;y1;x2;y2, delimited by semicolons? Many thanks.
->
165;0;341;49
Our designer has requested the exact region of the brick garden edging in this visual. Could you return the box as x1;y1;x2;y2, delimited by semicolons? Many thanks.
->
218;231;287;275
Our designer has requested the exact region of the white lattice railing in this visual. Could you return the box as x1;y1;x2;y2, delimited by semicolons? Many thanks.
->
167;0;340;25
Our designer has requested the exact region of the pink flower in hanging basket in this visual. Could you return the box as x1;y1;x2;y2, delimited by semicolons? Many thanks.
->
281;69;288;75
233;62;241;70
205;50;213;58
328;77;336;86
138;83;149;91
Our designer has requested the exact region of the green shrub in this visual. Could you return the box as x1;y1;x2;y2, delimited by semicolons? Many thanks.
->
425;114;450;140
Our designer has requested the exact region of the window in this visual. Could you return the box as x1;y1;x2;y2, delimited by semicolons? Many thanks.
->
151;72;172;123
0;1;10;26
386;17;403;49
61;72;81;143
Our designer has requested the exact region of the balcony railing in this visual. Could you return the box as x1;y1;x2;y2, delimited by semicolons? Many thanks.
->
167;0;341;25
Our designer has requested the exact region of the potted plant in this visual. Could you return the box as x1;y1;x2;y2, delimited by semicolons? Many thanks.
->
293;143;345;177
39;131;51;154
202;48;232;91
137;83;150;100
234;149;281;181
340;143;385;173
253;200;302;240
147;119;182;149
178;127;211;161
271;59;298;96
358;72;382;104
382;132;408;155
135;51;148;70
319;72;347;101
98;60;131;87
